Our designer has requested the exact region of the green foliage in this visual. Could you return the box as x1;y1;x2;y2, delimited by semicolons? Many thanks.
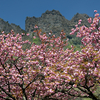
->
69;37;82;45
65;41;82;51
22;34;41;50
33;37;41;44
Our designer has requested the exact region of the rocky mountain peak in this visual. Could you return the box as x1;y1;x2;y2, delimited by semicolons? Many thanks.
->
71;13;90;22
25;10;70;36
41;10;62;17
0;9;91;39
25;10;92;37
0;18;25;34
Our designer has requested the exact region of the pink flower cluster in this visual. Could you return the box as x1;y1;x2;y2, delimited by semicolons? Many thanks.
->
0;10;100;100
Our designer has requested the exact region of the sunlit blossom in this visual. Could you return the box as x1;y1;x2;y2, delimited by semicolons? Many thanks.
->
94;10;97;12
26;33;30;36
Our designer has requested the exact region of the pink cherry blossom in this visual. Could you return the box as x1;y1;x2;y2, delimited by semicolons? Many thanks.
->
0;10;100;100
33;36;36;39
95;13;99;17
94;10;97;12
87;17;92;23
34;25;38;28
26;33;30;36
1;31;4;34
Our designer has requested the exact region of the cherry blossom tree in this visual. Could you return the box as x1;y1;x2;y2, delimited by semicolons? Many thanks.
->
58;10;100;100
0;10;100;100
0;27;70;100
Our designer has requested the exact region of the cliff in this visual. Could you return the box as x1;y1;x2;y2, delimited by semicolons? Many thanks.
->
25;10;90;37
0;18;25;34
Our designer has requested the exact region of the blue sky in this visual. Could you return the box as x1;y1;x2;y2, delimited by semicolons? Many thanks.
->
0;0;100;30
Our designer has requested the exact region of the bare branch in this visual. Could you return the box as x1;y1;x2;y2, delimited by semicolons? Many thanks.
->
0;86;16;100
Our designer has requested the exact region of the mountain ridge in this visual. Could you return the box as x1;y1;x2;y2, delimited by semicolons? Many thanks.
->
25;10;91;37
0;10;91;37
0;18;26;34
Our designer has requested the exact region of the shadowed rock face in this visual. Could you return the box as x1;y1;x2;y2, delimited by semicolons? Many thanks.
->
0;18;25;34
25;10;90;37
0;10;91;37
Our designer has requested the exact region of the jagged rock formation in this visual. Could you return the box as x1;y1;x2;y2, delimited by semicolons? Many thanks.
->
0;10;91;37
25;10;70;36
70;13;90;26
0;10;93;48
0;18;25;34
25;10;90;37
